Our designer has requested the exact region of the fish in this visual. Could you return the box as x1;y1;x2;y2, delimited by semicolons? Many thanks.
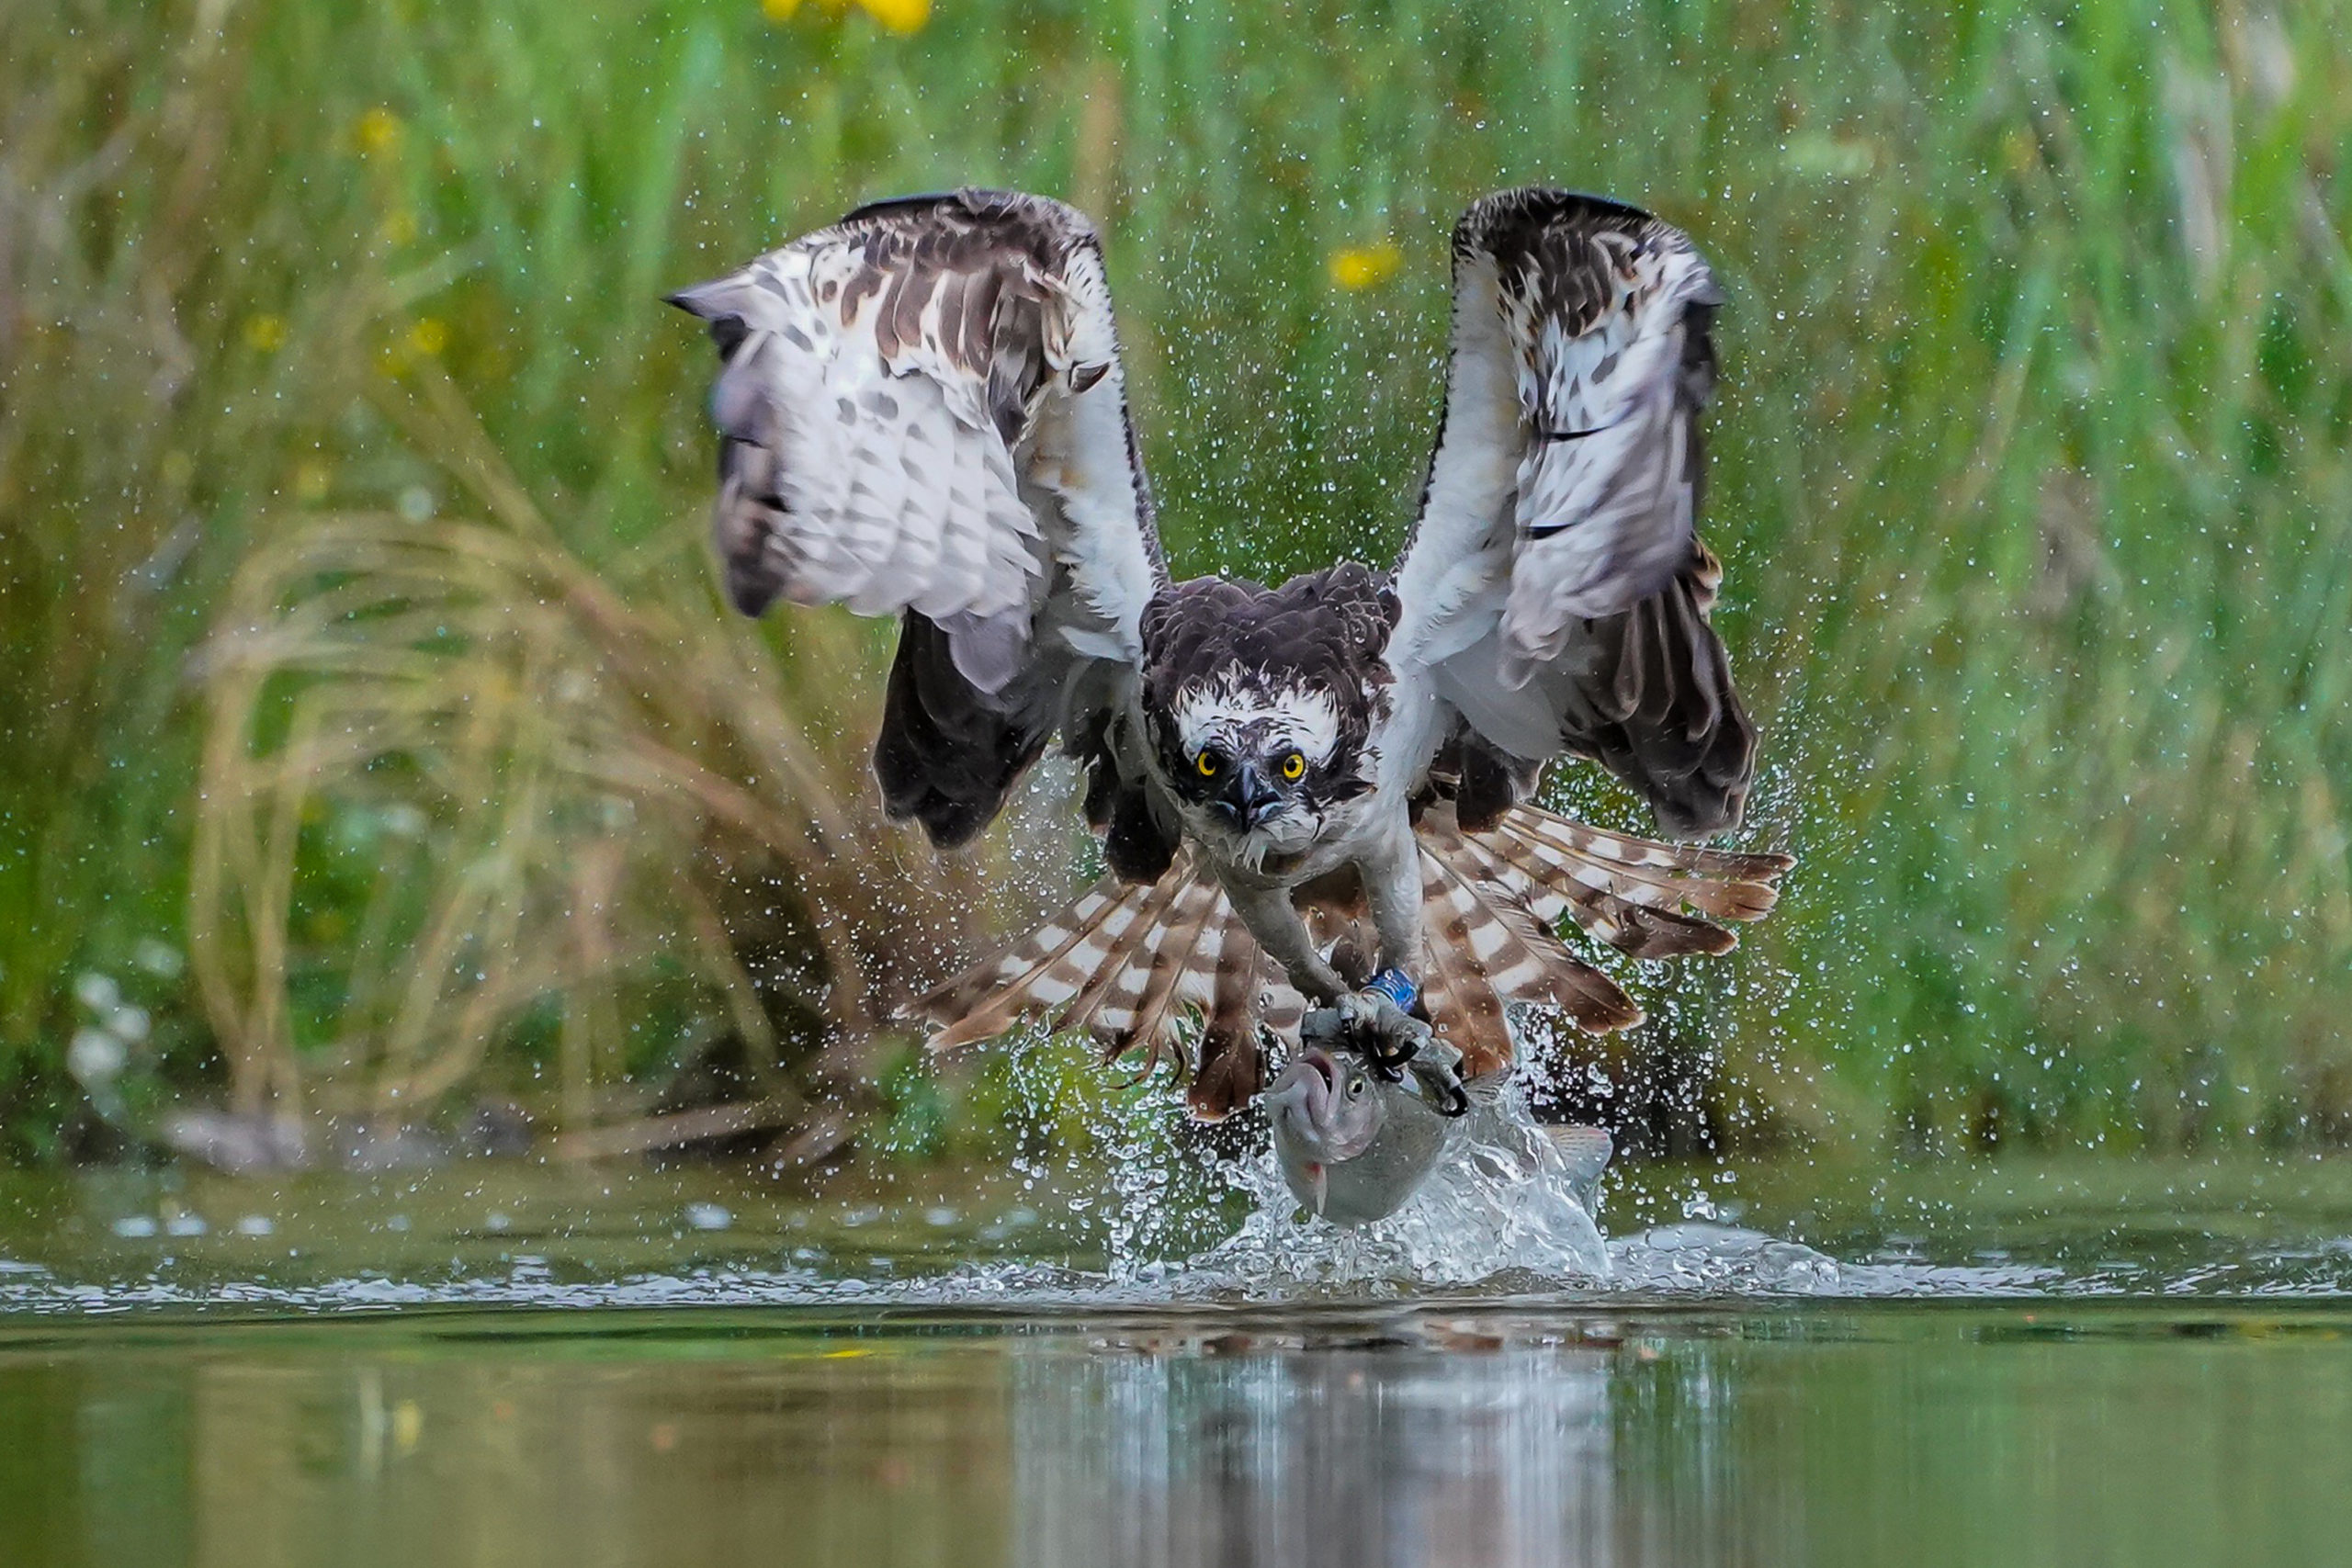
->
1267;1042;1457;1224
1267;1012;1618;1226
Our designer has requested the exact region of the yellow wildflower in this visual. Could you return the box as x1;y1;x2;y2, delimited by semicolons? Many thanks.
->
1327;240;1402;291
408;317;449;357
243;313;288;354
856;0;929;32
355;107;403;155
762;0;929;32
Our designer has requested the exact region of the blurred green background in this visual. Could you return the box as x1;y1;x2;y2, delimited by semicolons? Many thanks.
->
2;0;2346;1166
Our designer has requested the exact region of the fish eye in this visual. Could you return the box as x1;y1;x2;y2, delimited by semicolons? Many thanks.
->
1280;751;1306;782
1195;749;1221;778
1346;1077;1364;1099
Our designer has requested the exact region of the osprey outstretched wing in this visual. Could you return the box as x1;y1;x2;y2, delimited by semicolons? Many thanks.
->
1395;189;1756;835
673;186;1786;1122
670;188;1169;853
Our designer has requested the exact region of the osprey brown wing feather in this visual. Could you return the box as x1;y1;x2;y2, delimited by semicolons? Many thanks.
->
1396;186;1757;837
671;186;1165;854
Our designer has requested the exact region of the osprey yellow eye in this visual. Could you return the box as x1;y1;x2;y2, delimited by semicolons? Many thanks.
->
1196;750;1220;778
1281;751;1306;781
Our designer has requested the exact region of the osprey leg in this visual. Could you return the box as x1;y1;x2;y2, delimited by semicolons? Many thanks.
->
1316;823;1463;1108
1329;986;1468;1117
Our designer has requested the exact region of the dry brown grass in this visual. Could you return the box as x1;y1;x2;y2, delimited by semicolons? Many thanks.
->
187;372;1044;1139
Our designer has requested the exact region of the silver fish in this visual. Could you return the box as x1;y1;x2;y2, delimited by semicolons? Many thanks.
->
1268;1021;1619;1226
1267;1042;1454;1224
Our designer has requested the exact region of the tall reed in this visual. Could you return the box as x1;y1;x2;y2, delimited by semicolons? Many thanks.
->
1;0;2346;1153
189;367;1026;1134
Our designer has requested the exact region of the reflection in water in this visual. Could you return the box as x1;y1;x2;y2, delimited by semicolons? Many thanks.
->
6;1309;2352;1567
1013;1346;1616;1568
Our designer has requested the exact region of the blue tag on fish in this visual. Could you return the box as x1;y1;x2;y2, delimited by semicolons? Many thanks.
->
1365;967;1418;1014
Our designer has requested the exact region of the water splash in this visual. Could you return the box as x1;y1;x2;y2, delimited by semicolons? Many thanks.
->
1181;1084;1612;1292
1609;1223;1842;1292
14;1076;2352;1316
11;1220;2352;1317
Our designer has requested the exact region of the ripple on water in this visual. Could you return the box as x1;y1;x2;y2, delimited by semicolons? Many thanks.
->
8;1091;2352;1315
0;1111;1884;1317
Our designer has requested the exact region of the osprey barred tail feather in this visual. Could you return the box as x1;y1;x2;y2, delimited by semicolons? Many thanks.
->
905;800;1788;1120
671;185;1789;1117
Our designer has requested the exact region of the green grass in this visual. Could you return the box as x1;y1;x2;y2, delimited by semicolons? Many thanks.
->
1;0;2346;1156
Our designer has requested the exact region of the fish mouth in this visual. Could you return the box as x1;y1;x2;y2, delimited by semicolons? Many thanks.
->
1268;1047;1340;1134
1299;1047;1339;1095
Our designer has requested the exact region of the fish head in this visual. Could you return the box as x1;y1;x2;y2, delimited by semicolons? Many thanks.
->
1268;1044;1387;1214
1269;1045;1388;1160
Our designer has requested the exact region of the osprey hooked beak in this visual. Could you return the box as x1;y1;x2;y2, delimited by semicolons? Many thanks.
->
1215;759;1283;829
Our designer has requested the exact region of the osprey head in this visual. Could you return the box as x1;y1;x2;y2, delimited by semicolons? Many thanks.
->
1137;565;1396;866
1154;664;1371;856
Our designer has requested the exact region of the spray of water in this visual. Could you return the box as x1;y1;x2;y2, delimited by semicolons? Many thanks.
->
1182;1081;1612;1291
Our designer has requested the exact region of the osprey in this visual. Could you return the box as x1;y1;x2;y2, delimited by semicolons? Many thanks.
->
671;186;1789;1120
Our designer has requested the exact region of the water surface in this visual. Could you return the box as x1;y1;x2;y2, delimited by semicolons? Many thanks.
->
7;1155;2352;1566
7;1300;2351;1568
